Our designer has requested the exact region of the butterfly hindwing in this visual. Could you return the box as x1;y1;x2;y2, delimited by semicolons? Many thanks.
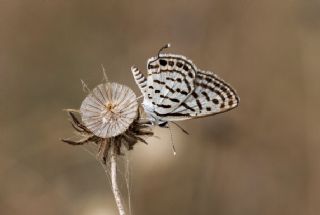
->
145;54;197;114
131;66;147;94
164;70;239;121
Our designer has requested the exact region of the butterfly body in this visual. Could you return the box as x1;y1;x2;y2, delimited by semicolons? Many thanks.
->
131;47;239;125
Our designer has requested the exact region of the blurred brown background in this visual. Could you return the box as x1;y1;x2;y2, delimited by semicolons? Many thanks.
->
0;0;319;214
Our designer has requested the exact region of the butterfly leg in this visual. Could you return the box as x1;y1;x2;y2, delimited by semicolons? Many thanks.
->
158;121;169;128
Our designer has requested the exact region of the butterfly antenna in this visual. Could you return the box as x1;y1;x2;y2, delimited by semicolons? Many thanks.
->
149;43;172;65
157;43;171;58
171;122;189;135
168;125;177;156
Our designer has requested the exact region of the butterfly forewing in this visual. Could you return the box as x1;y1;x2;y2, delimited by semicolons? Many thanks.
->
145;54;197;114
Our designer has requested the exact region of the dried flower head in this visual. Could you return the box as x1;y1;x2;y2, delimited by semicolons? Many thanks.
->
80;82;138;138
62;81;153;162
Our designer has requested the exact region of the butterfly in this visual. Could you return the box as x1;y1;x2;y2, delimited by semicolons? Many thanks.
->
131;44;239;127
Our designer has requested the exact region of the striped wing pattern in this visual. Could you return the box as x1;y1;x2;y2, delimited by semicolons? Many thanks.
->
131;66;147;94
131;53;239;123
166;70;239;121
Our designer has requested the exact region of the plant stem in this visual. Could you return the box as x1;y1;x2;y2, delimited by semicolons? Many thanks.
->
110;143;126;215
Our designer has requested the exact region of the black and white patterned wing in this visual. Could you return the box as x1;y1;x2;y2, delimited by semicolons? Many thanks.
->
131;66;147;95
145;54;197;114
161;70;239;121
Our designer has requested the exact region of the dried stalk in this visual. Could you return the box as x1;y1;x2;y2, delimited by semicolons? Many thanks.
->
110;142;126;215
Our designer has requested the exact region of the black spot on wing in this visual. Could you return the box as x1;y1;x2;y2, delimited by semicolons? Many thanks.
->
201;91;210;101
176;88;189;95
154;80;165;85
196;99;202;111
214;82;220;88
227;92;233;99
181;103;195;112
148;64;159;69
220;86;227;93
165;85;175;93
191;92;198;98
205;77;211;82
212;99;219;104
159;95;180;103
170;98;180;103
183;65;189;71
181;91;188;95
159;59;167;66
214;90;225;101
185;79;192;92
154;111;191;117
156;104;172;108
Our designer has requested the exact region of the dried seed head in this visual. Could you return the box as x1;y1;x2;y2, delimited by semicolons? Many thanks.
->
80;82;138;138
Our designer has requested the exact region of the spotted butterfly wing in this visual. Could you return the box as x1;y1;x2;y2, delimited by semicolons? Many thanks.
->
131;47;239;123
132;54;198;124
162;70;239;121
145;54;198;114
